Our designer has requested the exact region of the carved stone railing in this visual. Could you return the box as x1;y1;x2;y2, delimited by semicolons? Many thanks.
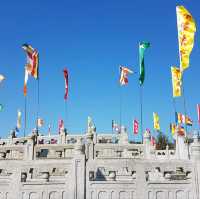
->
35;136;84;159
0;137;31;160
94;143;144;159
154;149;176;159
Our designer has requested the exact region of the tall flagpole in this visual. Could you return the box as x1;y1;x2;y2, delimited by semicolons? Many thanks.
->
140;85;143;143
119;85;122;131
64;100;68;131
36;75;40;133
182;75;188;134
24;96;27;137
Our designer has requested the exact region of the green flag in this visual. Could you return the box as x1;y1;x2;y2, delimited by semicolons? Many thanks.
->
139;42;150;85
0;104;3;112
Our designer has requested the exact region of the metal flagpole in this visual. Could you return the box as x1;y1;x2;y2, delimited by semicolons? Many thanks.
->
119;85;122;132
36;76;40;133
64;100;68;131
181;74;191;159
140;85;143;143
24;96;27;137
181;75;188;136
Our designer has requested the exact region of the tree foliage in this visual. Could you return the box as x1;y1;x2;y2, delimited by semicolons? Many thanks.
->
156;132;175;150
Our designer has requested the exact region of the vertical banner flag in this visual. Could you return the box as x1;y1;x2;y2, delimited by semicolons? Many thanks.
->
176;6;196;71
22;44;39;96
24;67;29;96
37;118;44;127
170;123;176;135
133;119;139;134
0;104;3;112
171;67;182;97
139;42;150;85
150;136;156;146
119;66;133;85
177;112;185;124
175;112;178;124
153;112;160;131
63;68;69;100
17;110;22;129
112;120;120;133
58;119;64;133
185;116;193;126
0;74;5;83
197;104;200;125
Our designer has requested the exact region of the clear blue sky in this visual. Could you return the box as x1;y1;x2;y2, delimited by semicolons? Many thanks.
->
0;0;200;141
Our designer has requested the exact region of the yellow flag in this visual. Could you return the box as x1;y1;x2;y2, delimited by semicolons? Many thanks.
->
171;67;182;97
170;123;176;135
176;5;196;71
153;112;160;131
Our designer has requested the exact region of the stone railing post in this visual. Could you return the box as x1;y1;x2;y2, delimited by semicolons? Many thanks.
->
24;137;34;160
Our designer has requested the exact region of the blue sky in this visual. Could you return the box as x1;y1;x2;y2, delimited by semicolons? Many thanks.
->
0;0;200;141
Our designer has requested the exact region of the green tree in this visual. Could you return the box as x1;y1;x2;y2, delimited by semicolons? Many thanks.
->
156;132;175;150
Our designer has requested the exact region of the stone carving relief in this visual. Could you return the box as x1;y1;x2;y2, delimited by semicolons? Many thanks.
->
156;191;165;199
0;169;12;177
29;192;39;199
176;190;184;199
21;167;68;182
89;167;136;181
146;167;191;182
119;191;129;199
49;191;59;199
98;191;108;199
0;149;24;160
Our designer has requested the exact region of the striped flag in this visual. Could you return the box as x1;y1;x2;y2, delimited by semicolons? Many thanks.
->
185;116;193;126
177;112;185;123
22;44;39;96
197;104;200;125
133;119;139;134
119;66;133;85
63;68;69;100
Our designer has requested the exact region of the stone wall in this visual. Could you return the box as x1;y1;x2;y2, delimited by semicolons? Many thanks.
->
0;129;199;199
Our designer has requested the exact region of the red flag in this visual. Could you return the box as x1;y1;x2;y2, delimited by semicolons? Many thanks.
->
63;68;68;100
133;119;139;134
58;119;64;133
150;136;156;146
197;104;200;124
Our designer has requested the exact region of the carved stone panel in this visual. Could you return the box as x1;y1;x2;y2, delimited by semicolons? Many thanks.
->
98;191;108;199
156;191;165;199
119;191;129;199
29;192;39;199
176;190;185;199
